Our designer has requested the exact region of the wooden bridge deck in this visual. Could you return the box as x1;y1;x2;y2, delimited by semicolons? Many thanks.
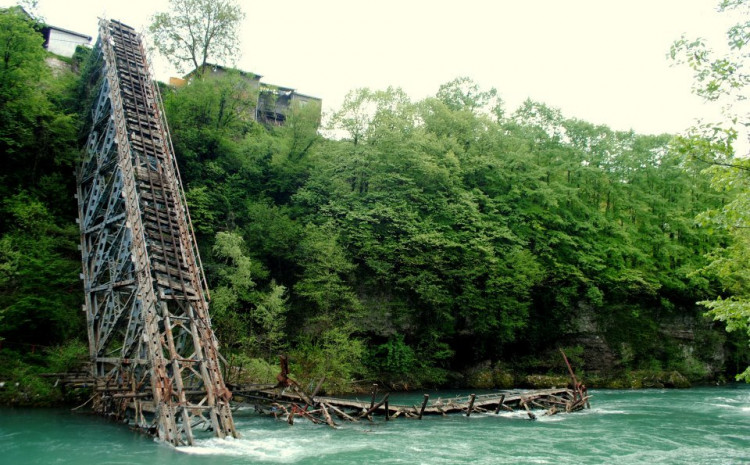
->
231;385;590;422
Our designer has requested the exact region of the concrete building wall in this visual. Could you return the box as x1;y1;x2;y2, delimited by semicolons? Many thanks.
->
46;28;90;57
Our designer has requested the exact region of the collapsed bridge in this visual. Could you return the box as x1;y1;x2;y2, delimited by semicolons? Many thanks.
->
76;19;236;446
71;18;592;446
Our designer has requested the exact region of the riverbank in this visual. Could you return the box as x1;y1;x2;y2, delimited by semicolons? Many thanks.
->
0;364;730;409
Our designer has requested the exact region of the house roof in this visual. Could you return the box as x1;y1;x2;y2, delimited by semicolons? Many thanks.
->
7;6;92;41
292;92;321;101
185;63;262;80
261;83;296;93
42;24;92;41
182;64;321;102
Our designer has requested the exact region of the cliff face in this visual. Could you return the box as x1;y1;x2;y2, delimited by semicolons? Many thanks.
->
45;56;69;75
561;302;729;383
660;316;724;372
460;302;735;390
565;305;619;373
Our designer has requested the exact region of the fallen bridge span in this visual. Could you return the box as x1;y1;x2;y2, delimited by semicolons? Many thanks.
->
230;384;591;425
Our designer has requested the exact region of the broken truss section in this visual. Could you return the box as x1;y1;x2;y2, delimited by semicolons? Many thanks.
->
76;19;237;446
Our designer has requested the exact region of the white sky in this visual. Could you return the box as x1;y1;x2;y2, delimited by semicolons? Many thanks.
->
2;0;739;135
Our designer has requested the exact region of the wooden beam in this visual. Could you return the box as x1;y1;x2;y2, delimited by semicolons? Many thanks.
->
466;393;476;417
419;394;429;419
360;393;389;419
494;394;506;414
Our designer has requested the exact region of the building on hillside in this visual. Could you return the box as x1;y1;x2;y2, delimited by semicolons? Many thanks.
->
41;24;92;57
4;6;92;57
257;83;321;126
177;63;321;126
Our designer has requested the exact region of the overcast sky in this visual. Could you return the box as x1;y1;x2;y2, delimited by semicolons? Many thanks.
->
2;0;738;135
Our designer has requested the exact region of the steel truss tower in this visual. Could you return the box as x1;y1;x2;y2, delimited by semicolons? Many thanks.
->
76;19;237;446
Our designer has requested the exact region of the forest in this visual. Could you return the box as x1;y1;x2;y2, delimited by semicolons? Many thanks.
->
0;6;748;405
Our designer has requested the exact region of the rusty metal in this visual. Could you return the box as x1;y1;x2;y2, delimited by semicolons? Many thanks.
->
76;19;237;446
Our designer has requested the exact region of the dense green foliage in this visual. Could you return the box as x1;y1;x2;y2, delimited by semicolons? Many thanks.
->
670;0;750;381
162;71;739;391
0;7;89;404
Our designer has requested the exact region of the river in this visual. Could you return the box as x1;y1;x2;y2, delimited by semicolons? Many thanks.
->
1;384;748;464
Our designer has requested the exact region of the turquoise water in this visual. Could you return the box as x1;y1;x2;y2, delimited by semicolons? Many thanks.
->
1;385;748;464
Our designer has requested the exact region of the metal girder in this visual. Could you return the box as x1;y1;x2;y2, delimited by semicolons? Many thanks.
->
76;19;237;446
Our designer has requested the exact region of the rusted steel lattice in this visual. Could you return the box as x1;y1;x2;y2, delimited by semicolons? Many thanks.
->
76;19;237;446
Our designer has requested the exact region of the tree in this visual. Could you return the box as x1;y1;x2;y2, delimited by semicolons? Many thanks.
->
436;76;503;118
149;0;245;73
670;0;750;380
0;7;46;159
0;194;81;346
210;231;289;361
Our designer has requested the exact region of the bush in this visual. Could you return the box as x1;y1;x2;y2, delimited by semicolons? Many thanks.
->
366;334;417;382
46;340;87;373
0;363;60;406
290;326;364;394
